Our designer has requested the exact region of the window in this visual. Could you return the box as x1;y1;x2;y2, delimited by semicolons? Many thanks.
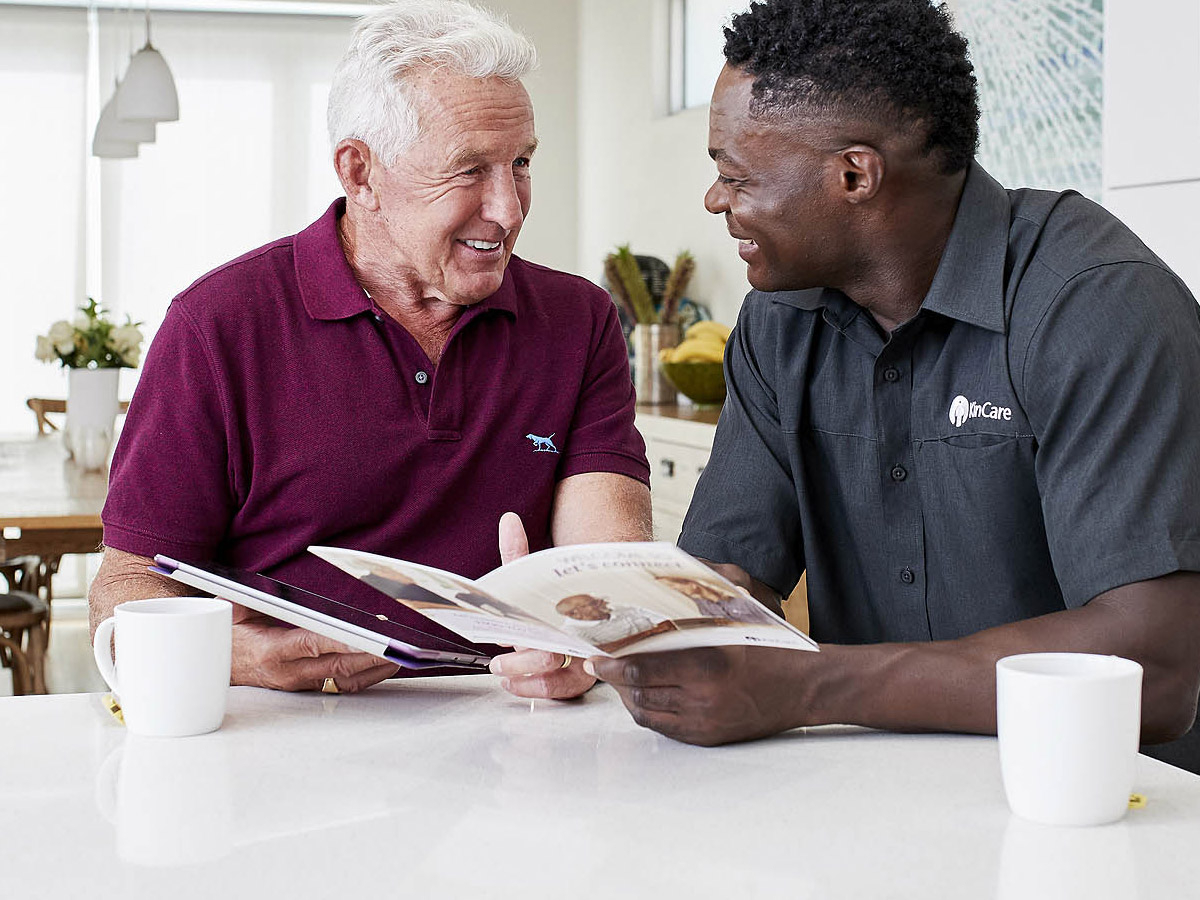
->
0;7;90;428
670;0;746;113
0;5;359;434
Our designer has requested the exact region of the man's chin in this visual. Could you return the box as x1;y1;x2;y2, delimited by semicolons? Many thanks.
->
745;264;812;295
745;266;782;294
445;270;508;305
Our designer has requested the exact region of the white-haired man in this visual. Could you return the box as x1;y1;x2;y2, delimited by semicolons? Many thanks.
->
91;0;650;698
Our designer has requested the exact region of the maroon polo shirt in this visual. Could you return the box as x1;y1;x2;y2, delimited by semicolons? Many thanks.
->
103;199;649;653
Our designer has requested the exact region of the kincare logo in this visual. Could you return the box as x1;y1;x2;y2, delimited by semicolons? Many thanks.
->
948;394;1012;428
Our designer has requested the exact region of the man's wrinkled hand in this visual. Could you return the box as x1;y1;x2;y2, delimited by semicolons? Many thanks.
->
490;648;597;699
585;646;808;745
492;511;596;699
230;605;399;693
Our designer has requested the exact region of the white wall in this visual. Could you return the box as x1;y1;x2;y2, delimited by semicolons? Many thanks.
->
1102;0;1200;297
490;0;580;274
577;0;750;326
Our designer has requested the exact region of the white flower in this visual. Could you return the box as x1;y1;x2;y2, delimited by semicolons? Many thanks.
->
35;335;56;362
74;313;92;331
120;347;141;368
47;320;75;355
111;323;144;354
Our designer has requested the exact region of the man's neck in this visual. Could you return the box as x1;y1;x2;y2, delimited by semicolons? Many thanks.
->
840;169;968;334
338;209;463;365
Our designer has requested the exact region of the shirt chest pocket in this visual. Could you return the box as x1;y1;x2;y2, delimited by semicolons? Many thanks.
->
913;432;1042;535
914;384;1034;445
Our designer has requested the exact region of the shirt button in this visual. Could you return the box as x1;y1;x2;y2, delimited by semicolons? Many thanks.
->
899;567;915;584
890;465;907;482
883;367;900;382
414;370;429;385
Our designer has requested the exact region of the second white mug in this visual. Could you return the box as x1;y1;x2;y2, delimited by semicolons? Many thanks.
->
92;596;232;737
997;652;1142;827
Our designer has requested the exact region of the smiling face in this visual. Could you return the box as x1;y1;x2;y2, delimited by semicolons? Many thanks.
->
366;69;537;306
704;65;849;293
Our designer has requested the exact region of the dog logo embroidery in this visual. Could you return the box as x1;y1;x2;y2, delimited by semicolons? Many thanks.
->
526;433;558;453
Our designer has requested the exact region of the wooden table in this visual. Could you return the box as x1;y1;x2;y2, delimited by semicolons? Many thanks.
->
0;434;107;600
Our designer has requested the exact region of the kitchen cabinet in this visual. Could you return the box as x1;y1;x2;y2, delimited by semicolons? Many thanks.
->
1103;0;1200;189
635;403;809;630
1102;0;1200;296
635;404;720;544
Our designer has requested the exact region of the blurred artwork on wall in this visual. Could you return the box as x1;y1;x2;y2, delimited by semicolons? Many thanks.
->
953;0;1103;200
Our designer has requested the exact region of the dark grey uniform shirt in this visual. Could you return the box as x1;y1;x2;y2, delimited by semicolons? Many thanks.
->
679;164;1200;769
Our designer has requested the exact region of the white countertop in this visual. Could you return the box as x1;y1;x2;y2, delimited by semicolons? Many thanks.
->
3;678;1199;898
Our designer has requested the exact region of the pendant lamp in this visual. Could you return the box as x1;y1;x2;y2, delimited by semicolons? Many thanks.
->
93;90;156;154
91;134;139;159
115;6;178;123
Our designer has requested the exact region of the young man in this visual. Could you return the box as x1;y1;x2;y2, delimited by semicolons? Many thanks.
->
589;0;1200;772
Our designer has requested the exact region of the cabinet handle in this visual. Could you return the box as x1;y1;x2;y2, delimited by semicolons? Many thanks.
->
659;458;675;478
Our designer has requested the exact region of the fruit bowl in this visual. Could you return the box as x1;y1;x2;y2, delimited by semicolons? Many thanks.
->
659;360;726;406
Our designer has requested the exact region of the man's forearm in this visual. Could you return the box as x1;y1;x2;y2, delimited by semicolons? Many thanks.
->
551;472;652;544
88;547;194;638
788;574;1200;743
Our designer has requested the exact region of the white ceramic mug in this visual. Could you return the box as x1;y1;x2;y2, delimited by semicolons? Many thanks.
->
996;652;1143;827
92;597;232;737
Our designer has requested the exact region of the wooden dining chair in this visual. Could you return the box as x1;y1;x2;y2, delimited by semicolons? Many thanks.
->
0;590;49;695
26;397;131;436
26;398;66;435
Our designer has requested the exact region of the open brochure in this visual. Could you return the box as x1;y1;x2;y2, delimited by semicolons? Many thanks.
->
309;542;818;659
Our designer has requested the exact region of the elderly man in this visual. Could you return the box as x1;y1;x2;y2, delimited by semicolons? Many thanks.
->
586;0;1200;772
90;0;648;698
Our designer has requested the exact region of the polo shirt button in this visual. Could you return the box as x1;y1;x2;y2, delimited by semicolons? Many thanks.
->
890;465;907;482
415;370;429;385
883;367;900;382
899;567;915;584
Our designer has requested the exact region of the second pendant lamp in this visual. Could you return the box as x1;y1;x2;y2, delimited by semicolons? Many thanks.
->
116;5;179;124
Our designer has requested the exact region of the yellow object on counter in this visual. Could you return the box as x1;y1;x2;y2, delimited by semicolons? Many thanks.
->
102;693;125;725
659;320;732;364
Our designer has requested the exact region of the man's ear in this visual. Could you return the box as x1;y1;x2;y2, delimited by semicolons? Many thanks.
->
334;139;380;212
837;144;884;204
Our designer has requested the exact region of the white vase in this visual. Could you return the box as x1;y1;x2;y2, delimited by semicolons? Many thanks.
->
66;367;121;465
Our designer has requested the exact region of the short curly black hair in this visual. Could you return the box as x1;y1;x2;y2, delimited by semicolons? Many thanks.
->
723;0;979;173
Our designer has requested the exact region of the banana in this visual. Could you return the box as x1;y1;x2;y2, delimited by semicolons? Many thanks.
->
667;338;726;363
658;321;734;363
684;321;732;344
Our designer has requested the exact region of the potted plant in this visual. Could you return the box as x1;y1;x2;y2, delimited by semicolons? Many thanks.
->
36;298;144;462
604;246;695;404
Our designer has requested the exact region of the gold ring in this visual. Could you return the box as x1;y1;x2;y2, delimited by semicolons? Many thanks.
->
559;654;574;670
321;676;340;694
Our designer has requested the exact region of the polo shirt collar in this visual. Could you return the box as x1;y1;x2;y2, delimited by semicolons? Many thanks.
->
294;198;520;322
294;199;371;321
768;162;1010;334
918;162;1010;333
